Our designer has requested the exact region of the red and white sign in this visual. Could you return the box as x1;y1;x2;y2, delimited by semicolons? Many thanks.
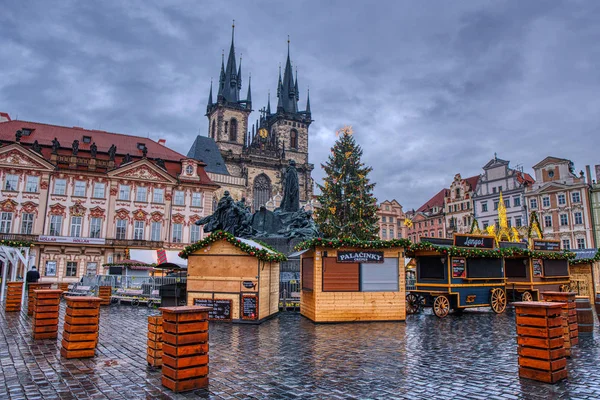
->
38;236;106;245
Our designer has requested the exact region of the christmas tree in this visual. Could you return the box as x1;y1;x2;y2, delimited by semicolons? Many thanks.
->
315;126;379;240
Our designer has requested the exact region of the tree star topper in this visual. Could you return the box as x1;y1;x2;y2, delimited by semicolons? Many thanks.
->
336;125;354;137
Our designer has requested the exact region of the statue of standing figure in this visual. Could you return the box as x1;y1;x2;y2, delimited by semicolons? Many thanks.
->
278;159;299;213
90;142;98;158
51;138;60;154
108;144;116;161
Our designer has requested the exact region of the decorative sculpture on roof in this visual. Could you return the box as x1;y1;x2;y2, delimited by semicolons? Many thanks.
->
51;138;60;154
108;144;117;161
90;142;97;158
142;145;148;158
15;130;22;143
155;158;166;169
72;140;79;156
32;140;42;154
123;153;132;164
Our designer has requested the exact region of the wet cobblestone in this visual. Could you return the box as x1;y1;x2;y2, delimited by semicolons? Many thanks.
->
1;303;599;399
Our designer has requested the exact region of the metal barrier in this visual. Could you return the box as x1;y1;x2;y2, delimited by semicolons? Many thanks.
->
279;279;300;311
406;278;416;292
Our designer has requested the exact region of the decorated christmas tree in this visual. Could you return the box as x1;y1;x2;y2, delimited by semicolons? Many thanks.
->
315;126;379;240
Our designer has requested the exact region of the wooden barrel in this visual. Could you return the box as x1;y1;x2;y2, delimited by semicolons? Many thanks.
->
576;296;594;334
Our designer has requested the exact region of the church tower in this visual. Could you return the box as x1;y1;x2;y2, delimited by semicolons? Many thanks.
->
206;23;252;161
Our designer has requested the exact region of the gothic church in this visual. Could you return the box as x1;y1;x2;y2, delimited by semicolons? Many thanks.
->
187;26;314;212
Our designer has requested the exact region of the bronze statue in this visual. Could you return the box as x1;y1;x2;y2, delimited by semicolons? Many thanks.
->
123;153;132;164
155;158;166;169
90;142;97;158
32;140;42;154
15;130;22;143
279;159;299;212
108;144;116;161
142;145;148;158
51;138;60;154
72;140;79;155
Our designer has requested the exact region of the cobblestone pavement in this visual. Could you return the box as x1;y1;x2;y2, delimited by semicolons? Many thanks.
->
1;303;599;399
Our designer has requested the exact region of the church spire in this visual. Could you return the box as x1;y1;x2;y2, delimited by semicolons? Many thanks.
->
207;79;213;111
305;88;311;114
218;50;225;98
237;55;242;90
266;91;271;114
277;36;298;113
246;73;252;105
221;20;240;103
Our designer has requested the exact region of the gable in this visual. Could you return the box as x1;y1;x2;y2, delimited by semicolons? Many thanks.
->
0;144;55;171
108;159;176;183
533;156;570;170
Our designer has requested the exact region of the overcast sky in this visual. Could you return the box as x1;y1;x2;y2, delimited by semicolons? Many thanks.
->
2;1;599;210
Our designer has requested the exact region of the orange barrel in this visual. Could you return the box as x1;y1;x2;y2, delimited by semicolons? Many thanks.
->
576;296;594;334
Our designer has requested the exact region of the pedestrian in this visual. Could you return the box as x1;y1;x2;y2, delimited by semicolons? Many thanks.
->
26;266;40;284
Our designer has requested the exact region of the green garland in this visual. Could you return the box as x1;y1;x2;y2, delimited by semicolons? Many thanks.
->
0;239;33;248
295;237;412;251
570;249;600;265
406;242;575;260
179;231;287;262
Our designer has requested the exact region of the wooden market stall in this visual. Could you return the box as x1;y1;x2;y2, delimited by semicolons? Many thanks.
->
296;238;408;323
568;248;600;304
180;231;285;323
505;239;572;301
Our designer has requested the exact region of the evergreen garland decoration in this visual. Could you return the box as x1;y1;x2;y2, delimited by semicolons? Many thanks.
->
295;237;412;251
569;249;600;265
314;126;380;240
0;239;33;248
406;242;575;260
179;230;287;262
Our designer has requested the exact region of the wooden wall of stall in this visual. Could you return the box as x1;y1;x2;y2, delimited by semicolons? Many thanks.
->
570;262;598;303
300;247;406;323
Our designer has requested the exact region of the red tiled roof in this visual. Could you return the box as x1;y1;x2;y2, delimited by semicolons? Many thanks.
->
0;119;184;161
464;175;479;191
417;188;449;212
516;171;535;185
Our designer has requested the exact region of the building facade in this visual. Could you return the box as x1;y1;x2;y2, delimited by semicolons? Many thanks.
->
524;157;594;250
377;200;407;240
444;174;479;237
188;27;315;212
590;165;600;248
406;188;448;243
473;156;533;231
0;116;218;283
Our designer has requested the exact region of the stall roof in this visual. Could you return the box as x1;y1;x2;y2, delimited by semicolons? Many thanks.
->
238;238;278;254
572;249;598;260
129;249;188;267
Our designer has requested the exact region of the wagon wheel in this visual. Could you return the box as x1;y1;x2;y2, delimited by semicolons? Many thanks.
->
559;284;571;293
490;288;507;314
521;291;533;302
433;296;450;318
147;300;154;308
406;293;423;314
131;298;140;306
110;297;118;305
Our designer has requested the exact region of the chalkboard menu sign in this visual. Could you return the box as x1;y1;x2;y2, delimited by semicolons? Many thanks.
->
452;257;466;278
532;240;561;251
454;234;494;249
337;251;384;263
499;241;528;249
532;259;543;277
421;237;453;246
241;295;258;320
193;298;232;321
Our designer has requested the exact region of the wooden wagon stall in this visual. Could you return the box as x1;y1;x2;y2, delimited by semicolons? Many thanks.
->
505;239;574;302
180;231;285;323
406;235;507;318
568;248;599;304
295;237;409;323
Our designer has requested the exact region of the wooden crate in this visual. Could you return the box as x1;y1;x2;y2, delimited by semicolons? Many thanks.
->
27;283;53;316
514;301;568;384
98;286;112;306
147;315;163;368
32;290;63;340
61;296;102;359
159;306;212;393
541;292;578;352
5;282;24;312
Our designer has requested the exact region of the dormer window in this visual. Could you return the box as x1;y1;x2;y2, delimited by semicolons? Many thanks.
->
137;143;145;150
83;136;92;143
185;165;194;175
22;128;33;136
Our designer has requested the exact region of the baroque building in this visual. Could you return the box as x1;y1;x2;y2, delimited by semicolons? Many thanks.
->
524;157;594;250
406;188;448;243
376;200;407;240
590;165;600;248
187;27;314;212
0;114;217;284
444;174;479;237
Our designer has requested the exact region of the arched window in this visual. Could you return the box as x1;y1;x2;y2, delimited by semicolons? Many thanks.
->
211;120;216;139
290;129;298;149
229;118;238;142
253;174;272;212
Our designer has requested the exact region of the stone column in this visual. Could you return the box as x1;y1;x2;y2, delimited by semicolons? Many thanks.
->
159;306;211;393
5;282;23;312
61;296;102;358
32;289;63;339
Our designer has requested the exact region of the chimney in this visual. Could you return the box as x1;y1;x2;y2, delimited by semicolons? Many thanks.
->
585;165;592;185
0;112;11;122
158;139;166;146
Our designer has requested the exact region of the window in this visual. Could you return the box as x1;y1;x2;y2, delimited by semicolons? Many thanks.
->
116;219;127;240
481;202;488;212
20;213;34;234
45;261;57;277
118;185;130;200
174;190;185;206
70;216;83;237
86;262;97;275
54;179;67;195
191;192;203;207
134;221;144;240
389;229;394;238
449;218;455;228
557;194;566;205
4;174;18;191
560;214;568;226
172;223;183;242
211;120;216;139
229;118;238;141
513;197;521;207
493;201;499;210
0;212;13;233
83;136;92;144
507;218;512;228
492;187;497;194
22;128;33;136
390;217;394;223
93;183;105;198
544;215;552;228
562;239;571;250
290;129;298;149
574;212;583;225
438;218;442;224
25;176;39;192
542;197;550;207
382;229;387;238
382;216;386;223
73;180;86;197
530;198;538;209
151;222;161;241
483;221;489;229
504;199;510;208
66;261;78;277
190;224;201;243
49;215;62;236
89;217;102;238
135;186;147;202
361;258;399;292
577;238;585;249
438;229;442;237
572;192;581;203
137;142;145;150
515;217;522;227
153;188;164;203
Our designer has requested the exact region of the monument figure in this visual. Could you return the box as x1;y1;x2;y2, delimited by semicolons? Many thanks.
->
90;142;98;158
72;140;79;156
279;160;299;212
15;130;22;143
51;138;60;154
32;140;42;154
108;144;117;161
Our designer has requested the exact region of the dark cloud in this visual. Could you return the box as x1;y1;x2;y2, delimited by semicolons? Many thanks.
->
2;1;599;209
